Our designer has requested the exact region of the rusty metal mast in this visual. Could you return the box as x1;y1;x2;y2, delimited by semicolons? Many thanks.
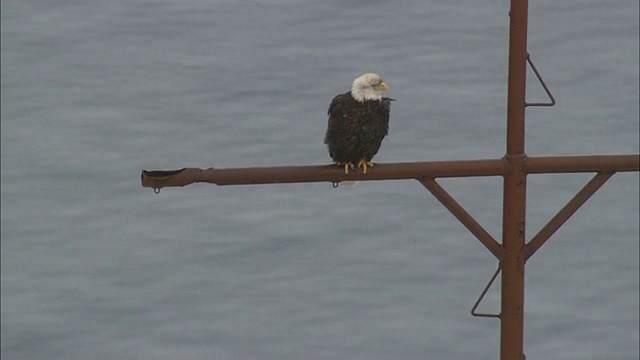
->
501;0;528;357
141;1;639;358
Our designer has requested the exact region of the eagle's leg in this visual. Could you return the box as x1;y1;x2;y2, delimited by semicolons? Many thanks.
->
356;159;374;174
331;161;353;174
343;162;355;174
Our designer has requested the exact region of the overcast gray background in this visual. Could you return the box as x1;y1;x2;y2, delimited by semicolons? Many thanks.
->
1;1;638;359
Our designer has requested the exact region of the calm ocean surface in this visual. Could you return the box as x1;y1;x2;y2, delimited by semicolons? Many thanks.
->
2;1;638;359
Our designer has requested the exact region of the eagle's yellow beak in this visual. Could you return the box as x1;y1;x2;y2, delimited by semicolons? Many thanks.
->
373;82;390;92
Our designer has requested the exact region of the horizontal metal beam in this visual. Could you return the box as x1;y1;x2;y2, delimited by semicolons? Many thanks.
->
141;154;638;189
141;158;507;188
526;155;639;174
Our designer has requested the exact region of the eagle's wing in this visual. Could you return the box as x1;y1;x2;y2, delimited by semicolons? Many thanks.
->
326;93;349;135
325;93;360;161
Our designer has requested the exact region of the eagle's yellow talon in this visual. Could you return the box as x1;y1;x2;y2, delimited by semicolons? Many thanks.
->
357;160;373;174
343;162;355;174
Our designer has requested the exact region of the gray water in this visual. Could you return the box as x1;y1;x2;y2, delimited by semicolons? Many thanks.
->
1;1;638;359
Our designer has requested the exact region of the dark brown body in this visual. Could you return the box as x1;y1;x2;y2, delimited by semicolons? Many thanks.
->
324;92;393;165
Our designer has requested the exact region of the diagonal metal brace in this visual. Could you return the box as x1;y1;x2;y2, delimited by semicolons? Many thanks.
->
525;172;614;259
418;178;503;260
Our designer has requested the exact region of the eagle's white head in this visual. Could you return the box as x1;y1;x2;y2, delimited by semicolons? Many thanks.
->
351;73;390;102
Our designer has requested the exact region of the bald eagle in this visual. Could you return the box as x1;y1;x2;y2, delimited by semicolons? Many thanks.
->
324;73;393;174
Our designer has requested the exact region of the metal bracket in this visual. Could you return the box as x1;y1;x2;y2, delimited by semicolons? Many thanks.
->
525;52;556;107
470;265;502;319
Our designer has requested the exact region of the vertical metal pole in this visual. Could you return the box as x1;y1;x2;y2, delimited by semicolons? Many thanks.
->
501;0;528;359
